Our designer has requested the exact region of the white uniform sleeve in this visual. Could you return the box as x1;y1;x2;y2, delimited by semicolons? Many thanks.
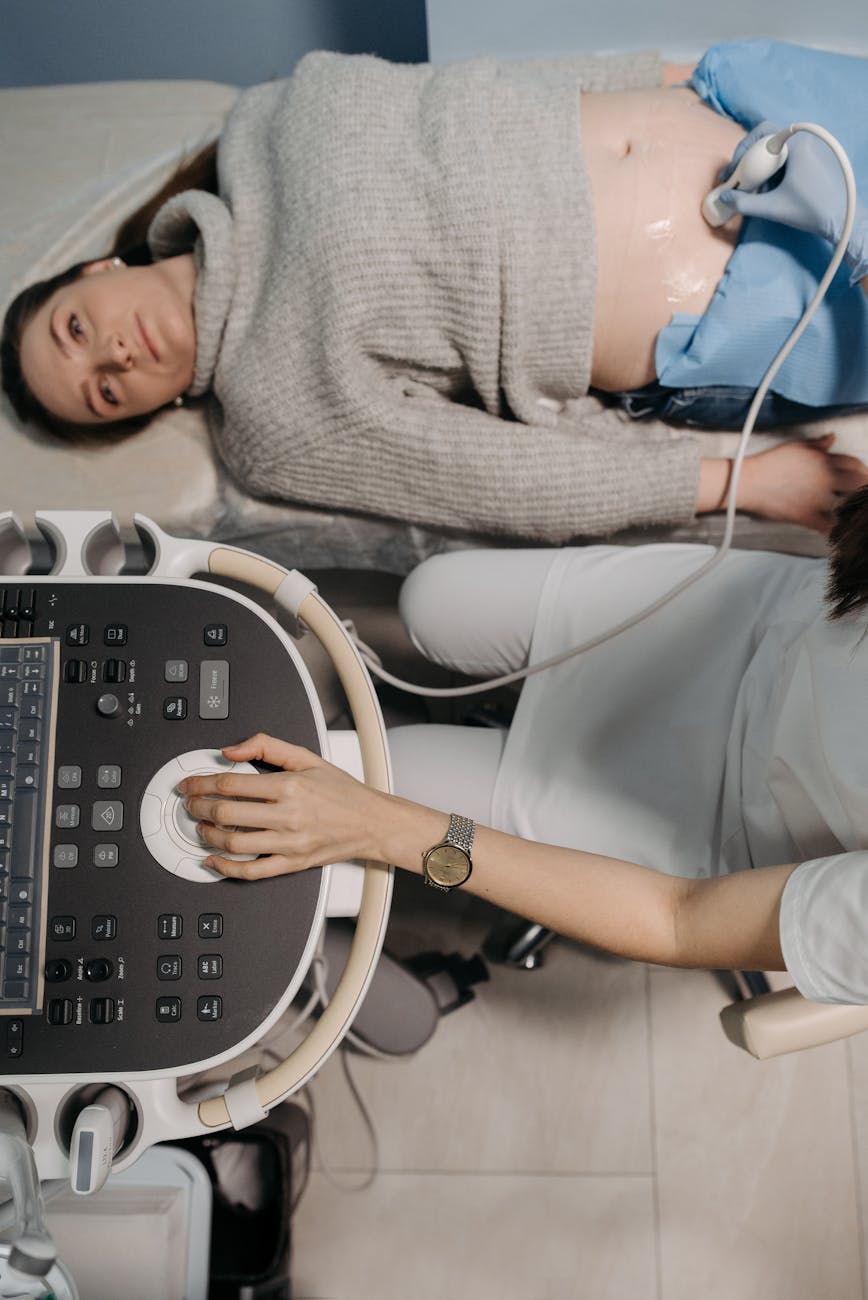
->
779;854;868;1004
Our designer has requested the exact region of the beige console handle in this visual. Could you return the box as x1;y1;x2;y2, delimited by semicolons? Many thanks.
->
720;986;868;1059
197;548;392;1126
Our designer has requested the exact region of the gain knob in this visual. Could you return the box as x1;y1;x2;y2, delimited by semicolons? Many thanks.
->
96;693;120;718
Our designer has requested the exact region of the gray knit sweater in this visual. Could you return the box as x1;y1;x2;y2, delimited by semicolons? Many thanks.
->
149;50;703;541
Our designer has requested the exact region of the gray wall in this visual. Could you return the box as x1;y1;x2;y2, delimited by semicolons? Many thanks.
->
0;0;427;88
427;0;868;62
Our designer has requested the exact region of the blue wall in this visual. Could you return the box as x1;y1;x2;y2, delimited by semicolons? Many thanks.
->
0;0;428;88
427;0;868;62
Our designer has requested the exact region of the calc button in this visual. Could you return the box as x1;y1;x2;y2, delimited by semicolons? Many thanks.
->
156;997;182;1023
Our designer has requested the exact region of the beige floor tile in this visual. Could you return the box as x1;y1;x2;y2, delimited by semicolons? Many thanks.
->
292;1171;658;1300
649;967;862;1300
841;1031;868;1291
306;885;652;1175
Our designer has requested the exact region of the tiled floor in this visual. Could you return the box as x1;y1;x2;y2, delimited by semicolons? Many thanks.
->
291;875;868;1300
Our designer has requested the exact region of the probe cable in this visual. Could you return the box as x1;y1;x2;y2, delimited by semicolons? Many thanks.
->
349;123;858;700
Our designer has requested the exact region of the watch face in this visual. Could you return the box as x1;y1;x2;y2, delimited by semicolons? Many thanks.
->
425;844;471;887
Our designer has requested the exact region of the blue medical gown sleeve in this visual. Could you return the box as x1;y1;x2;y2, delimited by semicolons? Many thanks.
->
780;854;868;1004
690;40;868;134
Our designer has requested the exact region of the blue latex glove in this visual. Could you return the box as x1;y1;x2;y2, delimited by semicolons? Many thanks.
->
718;121;868;286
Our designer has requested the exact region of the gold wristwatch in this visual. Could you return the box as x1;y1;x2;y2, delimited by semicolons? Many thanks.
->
422;814;476;892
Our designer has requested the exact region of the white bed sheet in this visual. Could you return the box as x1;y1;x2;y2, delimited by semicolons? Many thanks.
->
2;77;867;570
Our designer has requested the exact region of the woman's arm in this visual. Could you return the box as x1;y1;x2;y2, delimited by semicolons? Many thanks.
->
698;436;868;533
178;735;797;973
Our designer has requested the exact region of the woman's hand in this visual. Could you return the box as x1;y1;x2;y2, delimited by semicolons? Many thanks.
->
177;733;391;879
738;435;868;533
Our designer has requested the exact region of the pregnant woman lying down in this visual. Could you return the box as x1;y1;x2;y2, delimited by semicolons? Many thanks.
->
4;42;868;539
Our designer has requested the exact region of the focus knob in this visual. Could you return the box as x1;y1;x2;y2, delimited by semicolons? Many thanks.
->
96;693;120;718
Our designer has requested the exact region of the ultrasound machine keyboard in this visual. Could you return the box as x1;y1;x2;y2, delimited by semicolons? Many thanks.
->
0;635;58;1020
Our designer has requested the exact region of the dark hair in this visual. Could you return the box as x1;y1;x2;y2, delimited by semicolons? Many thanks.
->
0;141;218;444
826;485;868;619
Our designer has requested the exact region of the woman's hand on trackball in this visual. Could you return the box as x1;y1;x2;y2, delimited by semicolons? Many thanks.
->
177;733;388;879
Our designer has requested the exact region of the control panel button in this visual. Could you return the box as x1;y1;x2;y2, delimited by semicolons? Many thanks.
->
56;766;81;789
5;1020;23;1058
199;661;229;720
96;693;120;718
103;624;128;647
65;624;89;647
163;697;188;721
156;997;182;1023
197;955;223;980
102;659;127;684
48;998;74;1026
164;660;188;684
203;624;228;647
198;913;223;939
197;995;223;1022
53;844;79;869
50;916;76;941
91;915;117;942
55;805;80;830
91;801;123;832
157;955;182;981
157;914;183;941
89;997;115;1025
96;765;122;789
84;958;113;983
63;660;88;685
44;959;72;983
92;843;119;868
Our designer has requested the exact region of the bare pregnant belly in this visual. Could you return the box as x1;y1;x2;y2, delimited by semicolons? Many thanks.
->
583;88;746;392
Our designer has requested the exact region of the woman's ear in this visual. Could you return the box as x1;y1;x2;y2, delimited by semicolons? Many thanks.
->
82;257;125;276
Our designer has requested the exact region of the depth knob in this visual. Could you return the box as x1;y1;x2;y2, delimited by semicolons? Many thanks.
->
96;693;120;718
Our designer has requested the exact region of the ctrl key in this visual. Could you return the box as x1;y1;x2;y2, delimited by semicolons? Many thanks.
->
5;1019;23;1058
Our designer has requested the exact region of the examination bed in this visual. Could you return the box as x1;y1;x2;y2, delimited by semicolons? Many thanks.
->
4;76;868;568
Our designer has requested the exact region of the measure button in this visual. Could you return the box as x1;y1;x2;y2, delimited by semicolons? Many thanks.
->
157;914;183;941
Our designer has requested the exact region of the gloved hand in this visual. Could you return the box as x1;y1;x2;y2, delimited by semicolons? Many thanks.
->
717;122;868;286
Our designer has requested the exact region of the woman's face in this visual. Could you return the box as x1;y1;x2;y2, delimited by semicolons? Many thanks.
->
19;255;197;425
